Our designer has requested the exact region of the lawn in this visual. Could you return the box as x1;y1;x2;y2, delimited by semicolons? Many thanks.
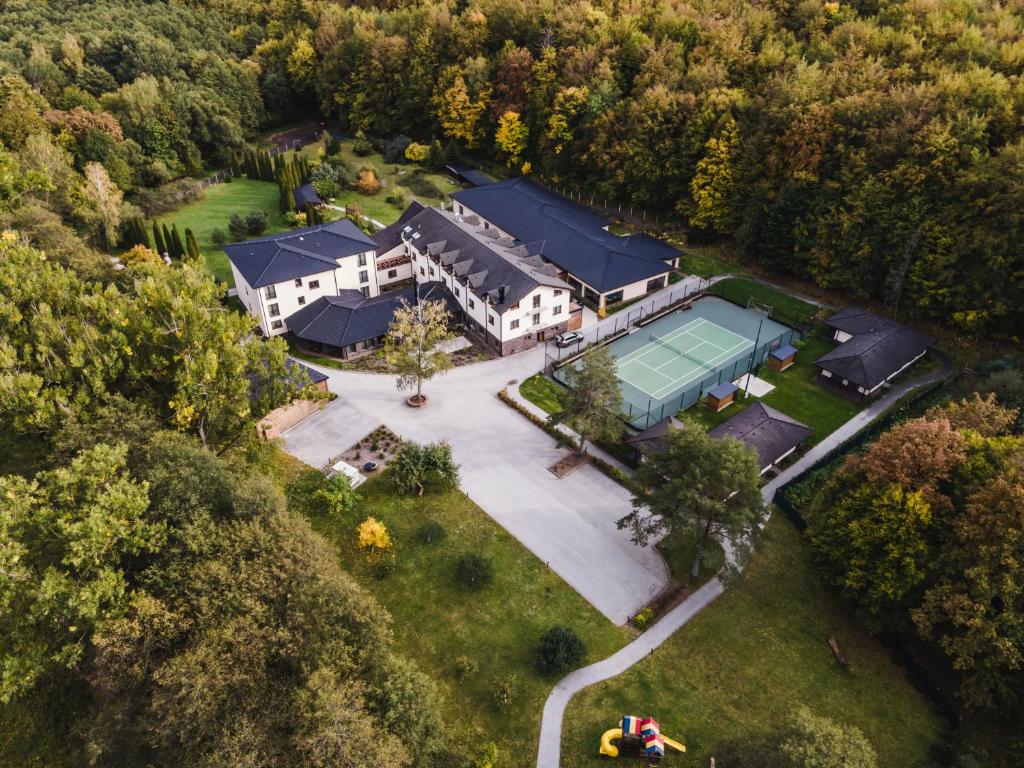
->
561;514;946;767
302;138;464;226
709;277;819;326
682;325;863;444
519;373;565;415
677;244;737;278
156;178;287;284
281;460;630;766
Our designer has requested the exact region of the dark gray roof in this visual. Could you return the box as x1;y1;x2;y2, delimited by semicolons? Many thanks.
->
626;417;680;454
707;382;739;400
816;308;935;390
707;402;812;470
451;178;678;293
447;165;492;186
370;201;426;253
399;205;569;312
224;219;376;289
293;182;322;210
286;282;458;349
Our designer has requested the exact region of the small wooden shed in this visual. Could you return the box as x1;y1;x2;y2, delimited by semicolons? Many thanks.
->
768;343;798;372
704;382;739;412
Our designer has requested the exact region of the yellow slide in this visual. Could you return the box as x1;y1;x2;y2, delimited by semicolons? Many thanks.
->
663;735;686;753
599;728;623;757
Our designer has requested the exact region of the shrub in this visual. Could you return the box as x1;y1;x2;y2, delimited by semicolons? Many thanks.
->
490;673;518;709
373;554;396;580
416;520;447;544
228;213;247;239
312;177;339;199
405;142;430;163
383;135;412;163
210;227;227;246
455;553;493;590
121;244;163;268
352;136;373;156
245;211;268;235
357;517;392;551
356;168;382;195
631;607;655;629
313;473;360;518
536;626;586;676
392;441;460;495
453;655;479;678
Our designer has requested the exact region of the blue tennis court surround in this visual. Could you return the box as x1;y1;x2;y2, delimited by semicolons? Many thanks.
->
556;296;802;428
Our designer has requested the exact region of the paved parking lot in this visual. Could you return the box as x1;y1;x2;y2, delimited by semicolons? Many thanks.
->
282;351;668;625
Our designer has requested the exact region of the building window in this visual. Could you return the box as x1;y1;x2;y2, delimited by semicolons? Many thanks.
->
298;296;306;306
264;285;277;299
309;280;319;289
361;287;370;298
294;278;302;288
605;290;624;304
388;269;397;278
488;315;495;326
532;313;541;325
554;289;562;296
455;287;460;296
358;253;367;267
468;298;475;309
646;276;666;292
553;305;562;315
458;205;464;215
359;270;368;283
510;319;520;330
483;221;489;229
532;294;541;308
270;319;283;330
420;267;426;276
269;303;280;317
429;267;436;277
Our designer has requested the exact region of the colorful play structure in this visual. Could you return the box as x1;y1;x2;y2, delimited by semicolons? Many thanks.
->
599;715;686;763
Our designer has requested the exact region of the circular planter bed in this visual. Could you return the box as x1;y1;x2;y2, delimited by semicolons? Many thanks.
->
406;394;429;408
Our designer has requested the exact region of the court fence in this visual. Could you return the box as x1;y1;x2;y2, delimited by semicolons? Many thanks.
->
545;285;804;430
544;280;712;372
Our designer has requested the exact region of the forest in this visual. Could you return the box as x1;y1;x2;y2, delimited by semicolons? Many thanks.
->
0;1;1023;766
1;0;1022;336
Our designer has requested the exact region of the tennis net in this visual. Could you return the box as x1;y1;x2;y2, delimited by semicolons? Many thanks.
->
648;333;713;372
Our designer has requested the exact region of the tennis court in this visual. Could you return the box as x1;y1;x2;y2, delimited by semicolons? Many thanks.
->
616;318;754;400
557;296;801;428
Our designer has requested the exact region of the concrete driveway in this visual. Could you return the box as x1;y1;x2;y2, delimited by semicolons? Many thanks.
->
281;347;668;625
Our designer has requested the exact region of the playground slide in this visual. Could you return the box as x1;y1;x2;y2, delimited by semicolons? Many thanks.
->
599;728;623;757
662;736;686;753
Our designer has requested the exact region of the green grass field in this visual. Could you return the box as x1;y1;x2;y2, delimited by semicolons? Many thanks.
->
683;326;863;443
709;277;819;325
281;460;629;767
561;514;946;767
156;178;287;284
677;244;737;278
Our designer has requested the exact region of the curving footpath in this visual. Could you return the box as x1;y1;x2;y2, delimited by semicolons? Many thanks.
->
535;351;953;768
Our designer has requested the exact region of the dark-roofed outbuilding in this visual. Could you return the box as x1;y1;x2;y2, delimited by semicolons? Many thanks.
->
815;307;934;396
293;182;323;211
446;164;492;187
286;282;460;359
707;402;812;473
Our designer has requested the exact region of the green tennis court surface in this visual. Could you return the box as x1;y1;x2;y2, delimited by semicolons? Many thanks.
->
616;317;754;399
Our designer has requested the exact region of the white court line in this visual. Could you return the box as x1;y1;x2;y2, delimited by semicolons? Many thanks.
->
632;337;755;400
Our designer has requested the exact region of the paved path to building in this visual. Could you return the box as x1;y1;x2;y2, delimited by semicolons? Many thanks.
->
282;345;669;625
534;351;953;768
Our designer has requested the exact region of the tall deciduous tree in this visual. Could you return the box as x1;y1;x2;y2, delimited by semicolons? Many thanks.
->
495;110;529;165
621;423;765;579
552;346;623;456
688;117;740;231
82;161;124;250
435;69;490;149
0;443;164;703
383;298;454;405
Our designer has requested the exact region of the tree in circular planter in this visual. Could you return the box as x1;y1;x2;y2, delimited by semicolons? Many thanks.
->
535;626;586;676
454;553;493;590
383;299;455;407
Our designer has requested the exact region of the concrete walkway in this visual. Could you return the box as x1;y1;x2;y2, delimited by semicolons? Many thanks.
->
534;351;953;768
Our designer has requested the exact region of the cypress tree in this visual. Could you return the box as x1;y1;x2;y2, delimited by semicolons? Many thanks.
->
153;222;167;256
185;228;200;259
304;202;321;225
162;224;174;255
170;225;185;259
